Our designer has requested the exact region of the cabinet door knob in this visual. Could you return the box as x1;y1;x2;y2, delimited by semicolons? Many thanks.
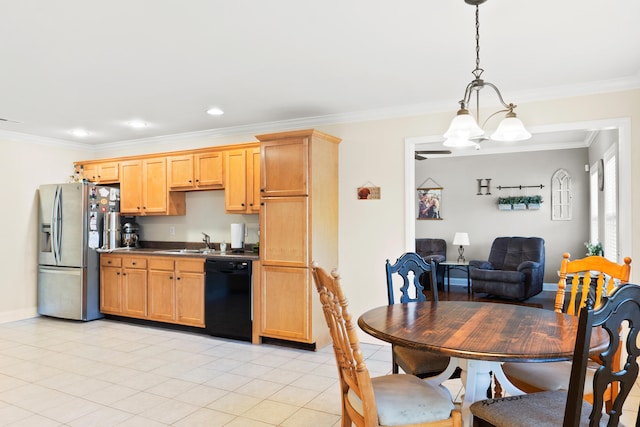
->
116;272;120;275
260;188;265;192
132;262;136;265
177;277;181;281
169;276;173;280
189;180;192;183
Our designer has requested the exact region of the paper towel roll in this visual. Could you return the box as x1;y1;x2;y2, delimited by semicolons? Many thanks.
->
230;223;245;249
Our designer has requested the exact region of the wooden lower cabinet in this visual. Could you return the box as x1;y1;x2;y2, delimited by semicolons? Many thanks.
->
100;255;123;314
122;257;148;318
259;265;311;342
175;269;205;327
148;271;176;322
101;254;204;328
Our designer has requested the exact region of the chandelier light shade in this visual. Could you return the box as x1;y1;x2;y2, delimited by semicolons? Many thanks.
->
443;109;484;140
444;0;531;146
490;114;532;141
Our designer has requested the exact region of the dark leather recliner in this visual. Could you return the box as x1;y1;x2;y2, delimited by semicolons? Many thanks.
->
415;238;446;290
469;236;545;300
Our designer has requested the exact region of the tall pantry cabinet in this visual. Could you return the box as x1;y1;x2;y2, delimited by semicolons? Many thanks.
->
256;129;340;349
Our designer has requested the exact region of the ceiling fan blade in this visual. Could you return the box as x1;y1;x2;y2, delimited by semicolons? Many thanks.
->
414;154;428;160
416;150;452;155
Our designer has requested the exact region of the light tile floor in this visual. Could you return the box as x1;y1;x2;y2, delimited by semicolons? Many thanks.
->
0;317;637;426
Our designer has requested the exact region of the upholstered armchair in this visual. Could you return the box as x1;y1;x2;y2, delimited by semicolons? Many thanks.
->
415;238;446;290
469;237;545;300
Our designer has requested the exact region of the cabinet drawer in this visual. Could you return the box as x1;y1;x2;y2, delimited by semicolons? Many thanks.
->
148;257;175;271
176;258;204;273
101;255;122;267
123;257;147;269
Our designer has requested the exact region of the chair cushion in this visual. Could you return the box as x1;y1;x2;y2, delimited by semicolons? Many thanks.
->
394;345;450;376
502;361;596;395
347;374;454;426
470;390;611;427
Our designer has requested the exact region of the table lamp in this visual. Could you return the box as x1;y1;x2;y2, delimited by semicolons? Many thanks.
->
453;232;470;263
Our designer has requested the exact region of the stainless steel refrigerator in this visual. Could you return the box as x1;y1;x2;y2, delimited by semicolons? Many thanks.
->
38;182;120;321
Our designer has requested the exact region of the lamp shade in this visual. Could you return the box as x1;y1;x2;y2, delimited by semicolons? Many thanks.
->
490;116;532;141
443;111;484;139
453;232;470;246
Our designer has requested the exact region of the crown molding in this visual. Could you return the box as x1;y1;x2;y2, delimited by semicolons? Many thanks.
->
0;128;88;150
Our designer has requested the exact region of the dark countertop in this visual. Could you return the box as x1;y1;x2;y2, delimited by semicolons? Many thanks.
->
97;245;260;261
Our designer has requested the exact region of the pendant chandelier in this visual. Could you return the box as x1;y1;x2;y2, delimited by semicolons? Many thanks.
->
443;0;531;148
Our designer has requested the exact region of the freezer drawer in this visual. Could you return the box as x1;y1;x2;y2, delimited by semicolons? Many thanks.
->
37;266;101;321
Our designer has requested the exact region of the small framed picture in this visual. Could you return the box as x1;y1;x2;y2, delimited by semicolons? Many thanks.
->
417;188;442;220
357;186;381;200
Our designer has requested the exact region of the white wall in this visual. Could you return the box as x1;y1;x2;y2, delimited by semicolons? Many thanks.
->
135;190;260;246
414;148;590;283
0;136;90;322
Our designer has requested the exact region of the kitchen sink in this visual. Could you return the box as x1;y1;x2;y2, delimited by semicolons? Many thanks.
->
154;248;215;254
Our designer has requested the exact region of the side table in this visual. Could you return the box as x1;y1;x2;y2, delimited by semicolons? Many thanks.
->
441;261;471;293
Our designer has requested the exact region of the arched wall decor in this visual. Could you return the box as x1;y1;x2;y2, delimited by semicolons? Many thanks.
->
551;168;572;221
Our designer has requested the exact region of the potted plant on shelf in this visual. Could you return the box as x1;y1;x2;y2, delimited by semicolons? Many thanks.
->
512;196;527;210
498;197;512;210
526;195;543;210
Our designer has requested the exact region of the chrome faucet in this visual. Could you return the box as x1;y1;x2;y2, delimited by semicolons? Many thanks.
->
202;232;211;249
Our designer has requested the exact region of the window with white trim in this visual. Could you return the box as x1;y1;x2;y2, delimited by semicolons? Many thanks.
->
603;146;617;262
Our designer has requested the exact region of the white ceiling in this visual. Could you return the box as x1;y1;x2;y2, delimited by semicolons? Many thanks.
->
0;0;638;145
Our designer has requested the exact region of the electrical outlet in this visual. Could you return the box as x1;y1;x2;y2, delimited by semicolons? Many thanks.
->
169;226;175;236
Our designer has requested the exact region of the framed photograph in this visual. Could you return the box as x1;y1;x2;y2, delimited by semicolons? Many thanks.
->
357;186;381;200
417;187;442;220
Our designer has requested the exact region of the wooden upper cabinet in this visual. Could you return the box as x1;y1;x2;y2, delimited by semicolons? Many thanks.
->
121;157;185;216
195;151;224;189
249;147;261;213
120;160;144;215
167;155;194;189
76;161;119;184
225;149;248;212
168;151;224;190
143;157;168;214
225;146;261;214
260;137;309;197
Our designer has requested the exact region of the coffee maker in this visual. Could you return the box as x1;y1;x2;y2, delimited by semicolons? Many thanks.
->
121;222;140;248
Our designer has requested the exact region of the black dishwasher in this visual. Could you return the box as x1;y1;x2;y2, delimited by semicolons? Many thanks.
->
204;259;252;341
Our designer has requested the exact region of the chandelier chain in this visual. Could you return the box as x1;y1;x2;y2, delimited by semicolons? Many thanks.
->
473;5;483;79
475;5;480;71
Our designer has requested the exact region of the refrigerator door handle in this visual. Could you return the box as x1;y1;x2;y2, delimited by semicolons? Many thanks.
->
52;185;62;265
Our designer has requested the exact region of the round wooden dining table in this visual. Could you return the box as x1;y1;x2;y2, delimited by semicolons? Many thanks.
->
358;300;605;427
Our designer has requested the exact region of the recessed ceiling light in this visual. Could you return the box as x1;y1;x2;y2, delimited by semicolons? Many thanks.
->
71;129;90;137
206;108;224;116
128;120;147;129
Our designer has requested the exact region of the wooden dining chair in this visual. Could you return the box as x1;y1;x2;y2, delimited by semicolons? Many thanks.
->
502;253;632;411
311;261;462;427
470;283;640;427
385;253;452;378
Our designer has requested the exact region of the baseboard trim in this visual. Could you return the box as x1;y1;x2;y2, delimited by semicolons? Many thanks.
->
448;279;558;292
0;307;39;324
